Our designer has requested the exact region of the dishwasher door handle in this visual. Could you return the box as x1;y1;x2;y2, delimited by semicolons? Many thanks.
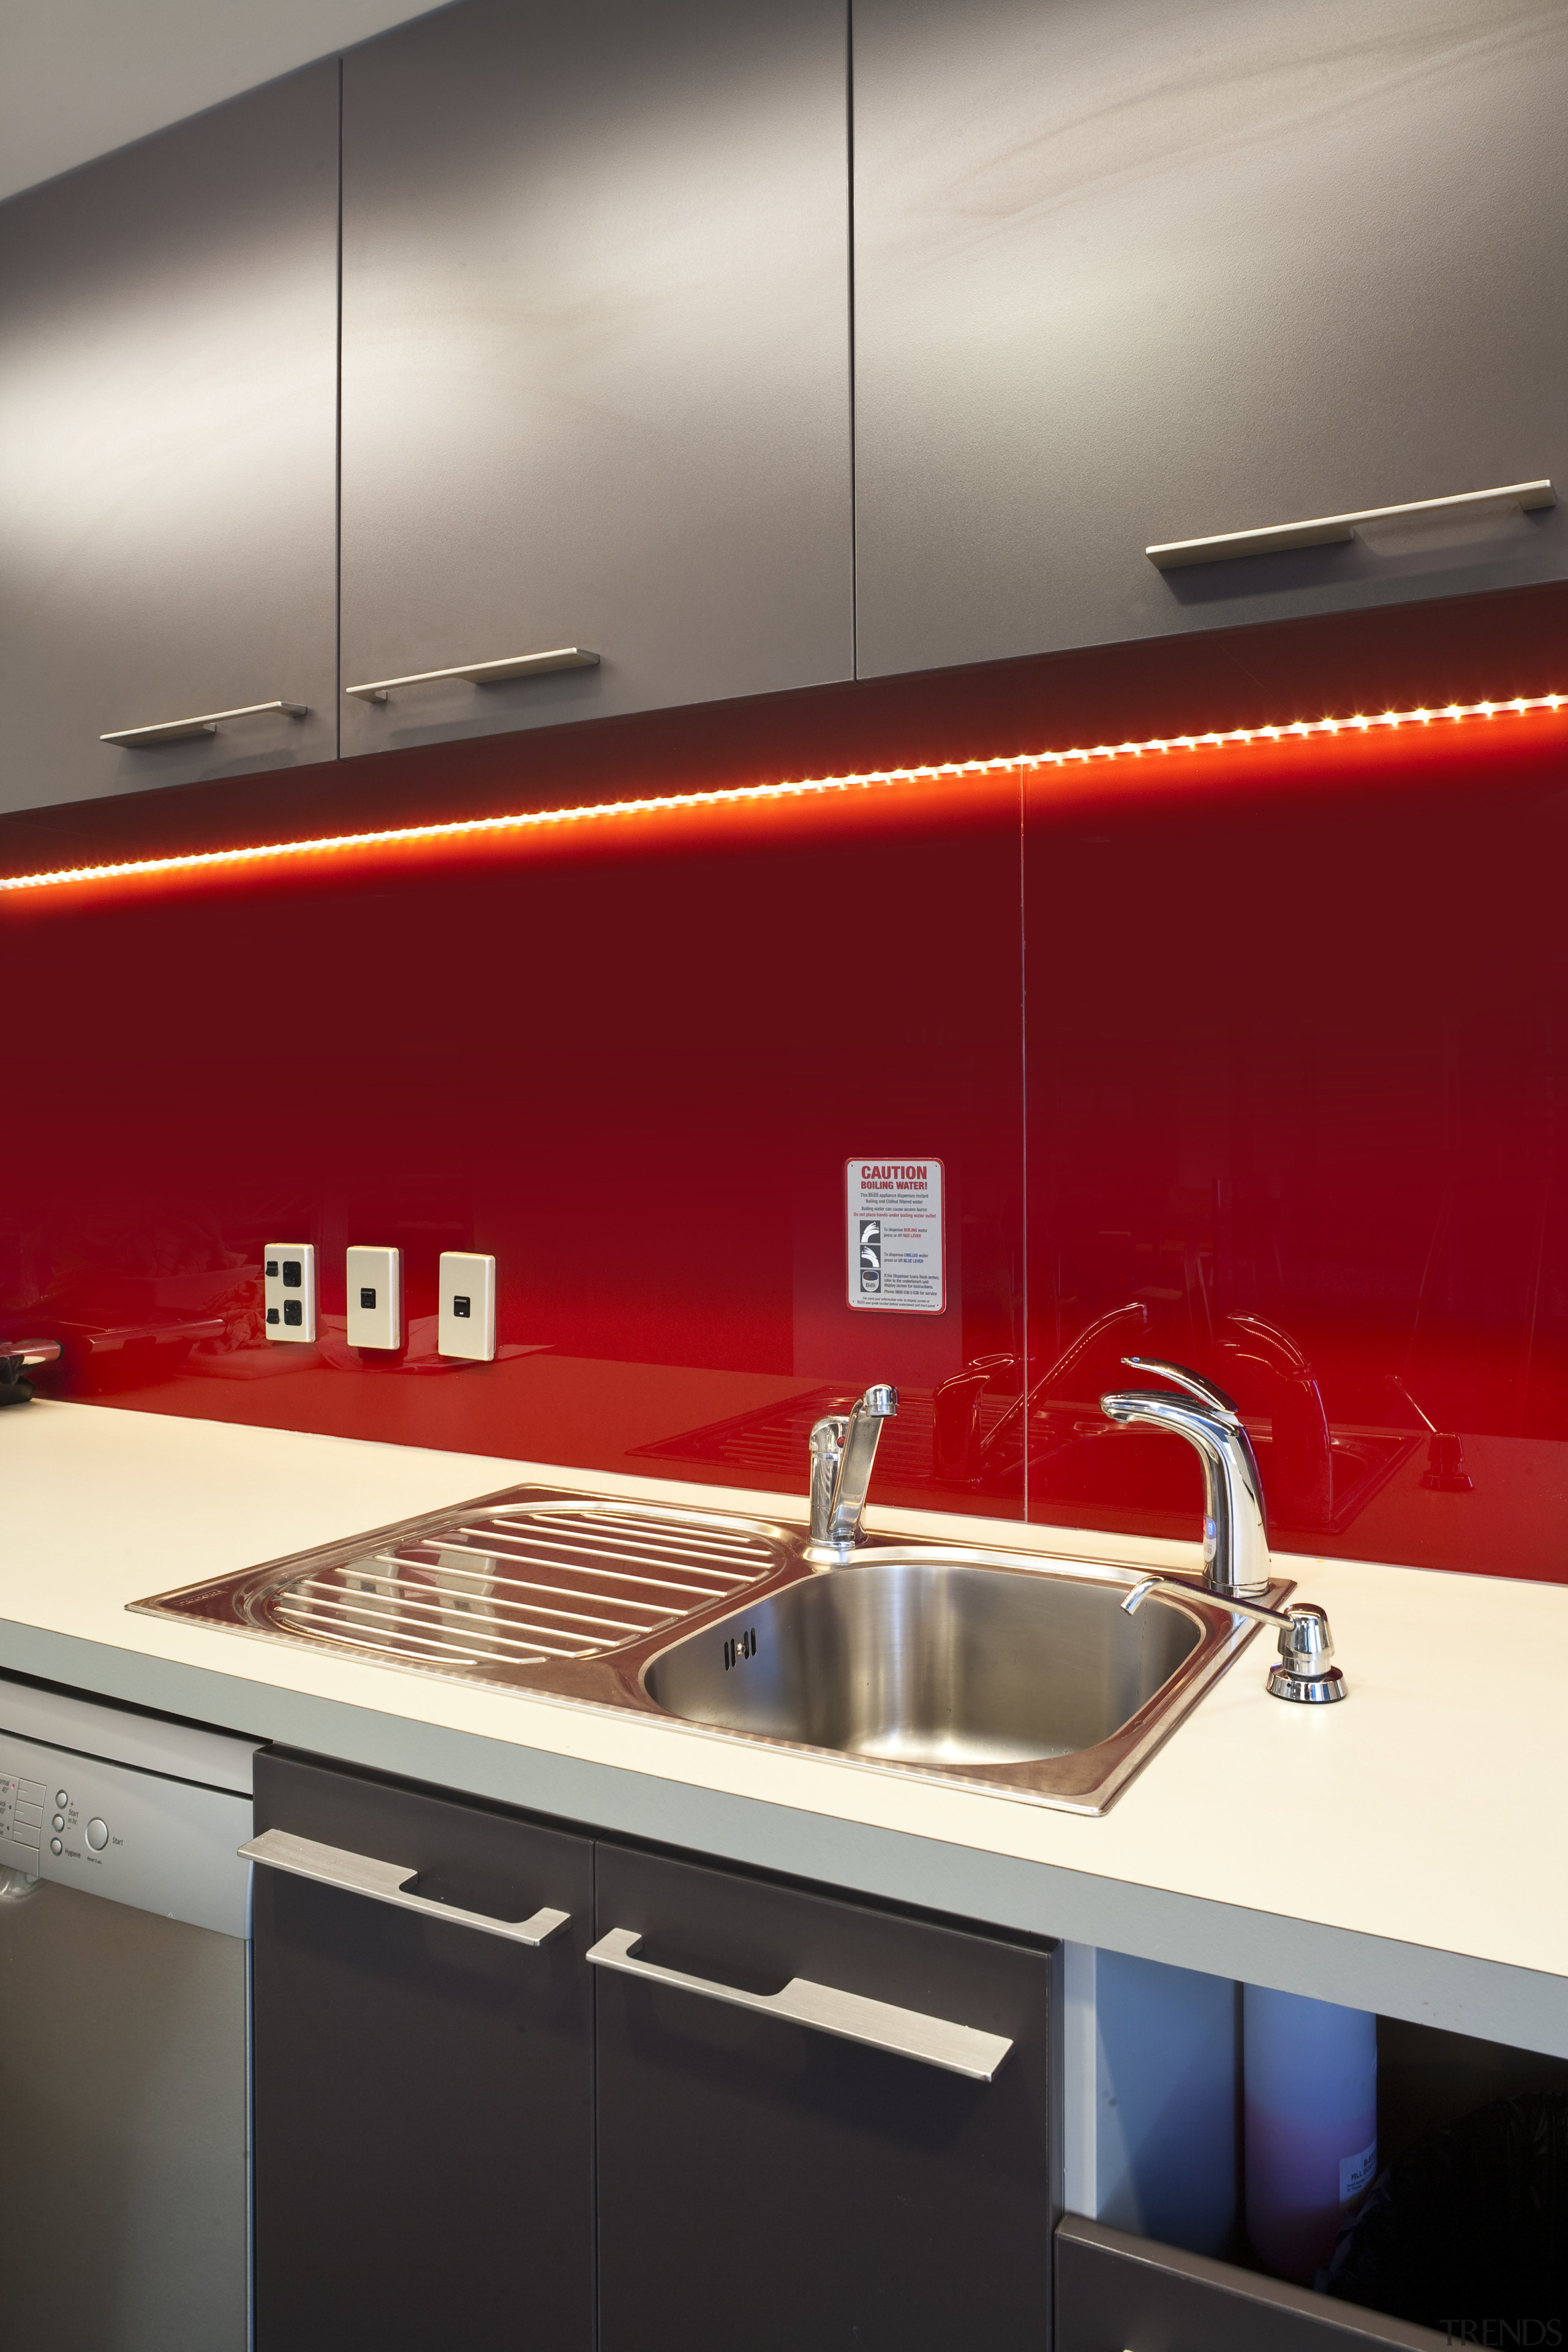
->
586;1926;1012;2080
240;1828;570;1947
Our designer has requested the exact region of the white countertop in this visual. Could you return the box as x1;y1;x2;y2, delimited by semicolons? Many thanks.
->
4;1398;1564;2053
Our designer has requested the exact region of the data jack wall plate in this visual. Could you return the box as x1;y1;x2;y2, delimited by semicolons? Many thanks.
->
438;1251;496;1361
346;1246;401;1350
263;1243;316;1343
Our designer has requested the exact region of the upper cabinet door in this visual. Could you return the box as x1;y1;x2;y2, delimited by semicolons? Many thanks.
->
0;65;340;817
339;0;853;759
853;0;1568;681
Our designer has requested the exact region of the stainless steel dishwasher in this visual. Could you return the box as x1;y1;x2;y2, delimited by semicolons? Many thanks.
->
0;1674;257;2350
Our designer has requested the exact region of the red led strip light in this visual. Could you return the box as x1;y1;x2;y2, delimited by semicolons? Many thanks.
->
1;695;1561;896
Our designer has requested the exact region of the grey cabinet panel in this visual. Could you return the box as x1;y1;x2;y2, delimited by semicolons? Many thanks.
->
0;1885;247;2352
1057;2215;1447;2351
595;1841;1056;2350
339;0;852;759
854;0;1568;680
0;66;340;816
251;1750;595;2351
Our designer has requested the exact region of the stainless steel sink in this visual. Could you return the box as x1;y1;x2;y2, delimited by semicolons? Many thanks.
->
130;1487;1287;1814
643;1551;1205;1768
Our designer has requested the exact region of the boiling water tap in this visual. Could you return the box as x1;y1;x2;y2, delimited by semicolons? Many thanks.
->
805;1384;899;1563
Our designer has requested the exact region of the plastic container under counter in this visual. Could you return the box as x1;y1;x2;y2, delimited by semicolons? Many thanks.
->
1245;1983;1378;2285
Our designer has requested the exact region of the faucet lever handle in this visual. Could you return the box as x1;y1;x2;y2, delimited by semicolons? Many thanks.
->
1121;1356;1242;1425
1121;1577;1347;1703
854;1384;899;1422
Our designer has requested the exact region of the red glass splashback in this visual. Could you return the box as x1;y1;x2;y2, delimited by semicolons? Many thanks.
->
3;606;1567;1580
1016;711;1568;1576
0;763;1027;1518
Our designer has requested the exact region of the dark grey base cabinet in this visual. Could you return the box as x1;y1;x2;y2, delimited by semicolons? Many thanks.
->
252;1753;1056;2350
251;1752;595;2351
594;1842;1056;2350
1056;2215;1446;2351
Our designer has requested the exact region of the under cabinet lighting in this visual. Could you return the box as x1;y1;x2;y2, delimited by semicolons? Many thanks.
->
2;693;1562;899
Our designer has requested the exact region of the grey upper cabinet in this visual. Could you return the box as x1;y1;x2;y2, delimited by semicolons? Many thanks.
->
853;0;1568;680
338;0;853;760
0;66;340;818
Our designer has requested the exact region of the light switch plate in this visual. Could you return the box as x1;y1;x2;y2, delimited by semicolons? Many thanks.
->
438;1251;496;1361
263;1243;316;1343
346;1246;401;1350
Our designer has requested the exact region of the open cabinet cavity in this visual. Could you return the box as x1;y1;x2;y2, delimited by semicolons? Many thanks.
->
1059;1944;1568;2346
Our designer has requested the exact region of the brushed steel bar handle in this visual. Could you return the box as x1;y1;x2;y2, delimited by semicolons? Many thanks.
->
102;699;309;747
1147;477;1556;570
346;647;600;703
586;1925;1012;2080
240;1827;570;1947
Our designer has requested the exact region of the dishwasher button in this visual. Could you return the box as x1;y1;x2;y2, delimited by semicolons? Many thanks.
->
51;1815;64;1832
86;1820;109;1852
49;1838;62;1856
55;1790;69;1809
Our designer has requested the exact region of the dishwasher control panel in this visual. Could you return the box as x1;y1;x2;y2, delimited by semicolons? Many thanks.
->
0;1732;253;1939
0;1767;47;1858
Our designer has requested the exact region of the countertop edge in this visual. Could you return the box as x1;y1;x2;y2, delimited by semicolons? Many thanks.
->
6;1607;1564;2062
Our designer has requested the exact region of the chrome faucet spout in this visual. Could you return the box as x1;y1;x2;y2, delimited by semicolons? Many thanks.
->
1101;1355;1348;1703
1099;1356;1271;1600
806;1384;899;1561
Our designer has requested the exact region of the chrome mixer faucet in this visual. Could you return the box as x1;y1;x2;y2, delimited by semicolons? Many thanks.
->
1099;1357;1347;1703
1099;1357;1272;1600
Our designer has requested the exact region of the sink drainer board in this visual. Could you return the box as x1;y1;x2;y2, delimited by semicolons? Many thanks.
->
266;1501;784;1673
135;1493;791;1679
130;1485;1287;1815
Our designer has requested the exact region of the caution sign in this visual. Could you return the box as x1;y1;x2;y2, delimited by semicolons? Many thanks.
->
846;1159;944;1313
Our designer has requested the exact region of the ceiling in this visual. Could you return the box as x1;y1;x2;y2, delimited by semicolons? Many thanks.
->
0;0;451;202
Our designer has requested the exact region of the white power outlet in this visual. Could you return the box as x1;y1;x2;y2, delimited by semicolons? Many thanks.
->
263;1243;317;1343
346;1246;402;1350
438;1251;496;1361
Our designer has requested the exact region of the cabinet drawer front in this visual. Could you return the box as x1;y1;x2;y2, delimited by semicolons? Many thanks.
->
252;1750;594;2352
595;1841;1055;2352
1057;2215;1447;2351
